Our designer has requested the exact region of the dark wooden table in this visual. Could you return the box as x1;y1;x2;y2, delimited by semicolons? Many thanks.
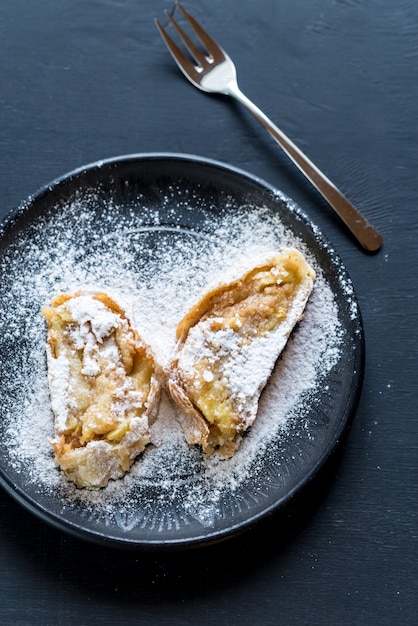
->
1;1;416;624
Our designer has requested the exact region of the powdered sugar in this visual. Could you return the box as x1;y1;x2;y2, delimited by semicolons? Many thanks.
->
46;347;70;431
0;169;359;541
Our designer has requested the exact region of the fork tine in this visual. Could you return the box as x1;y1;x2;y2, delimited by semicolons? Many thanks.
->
175;2;225;64
155;18;201;84
165;10;207;68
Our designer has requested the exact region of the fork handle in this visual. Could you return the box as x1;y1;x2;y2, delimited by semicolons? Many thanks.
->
226;83;382;252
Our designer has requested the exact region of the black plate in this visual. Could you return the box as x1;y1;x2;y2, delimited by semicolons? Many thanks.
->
0;153;363;549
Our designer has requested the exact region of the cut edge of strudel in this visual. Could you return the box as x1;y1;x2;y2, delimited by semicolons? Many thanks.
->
42;291;162;489
167;248;316;458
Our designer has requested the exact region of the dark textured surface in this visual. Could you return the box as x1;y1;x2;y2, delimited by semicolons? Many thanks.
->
0;1;417;624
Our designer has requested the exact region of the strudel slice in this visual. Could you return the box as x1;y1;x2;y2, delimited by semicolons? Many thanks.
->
167;248;315;457
42;291;162;488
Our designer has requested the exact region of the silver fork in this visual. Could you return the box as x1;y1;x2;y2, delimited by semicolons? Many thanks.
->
155;3;382;253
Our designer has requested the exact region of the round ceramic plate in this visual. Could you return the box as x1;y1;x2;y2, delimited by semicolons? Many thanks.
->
0;153;363;549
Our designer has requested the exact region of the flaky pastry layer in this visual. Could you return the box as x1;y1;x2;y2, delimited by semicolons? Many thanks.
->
42;291;162;488
167;248;316;457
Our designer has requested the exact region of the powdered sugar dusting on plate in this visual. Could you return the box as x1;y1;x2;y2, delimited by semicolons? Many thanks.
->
0;177;356;539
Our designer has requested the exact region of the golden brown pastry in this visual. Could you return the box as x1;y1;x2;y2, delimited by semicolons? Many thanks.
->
167;248;315;457
42;291;162;488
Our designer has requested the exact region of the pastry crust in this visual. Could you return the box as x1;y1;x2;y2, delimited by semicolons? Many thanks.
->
167;248;315;457
42;291;162;488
